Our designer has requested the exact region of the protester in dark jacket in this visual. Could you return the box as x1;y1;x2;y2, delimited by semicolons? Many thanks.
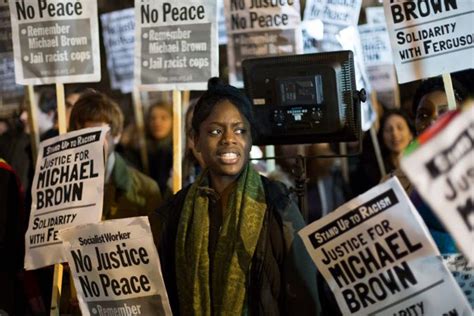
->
149;78;320;315
0;159;46;315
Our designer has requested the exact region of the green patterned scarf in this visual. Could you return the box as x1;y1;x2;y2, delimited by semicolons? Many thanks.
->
175;164;267;315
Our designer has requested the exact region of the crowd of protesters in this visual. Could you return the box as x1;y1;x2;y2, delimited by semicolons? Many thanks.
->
0;72;472;315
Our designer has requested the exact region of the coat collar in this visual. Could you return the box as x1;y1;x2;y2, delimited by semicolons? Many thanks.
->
110;153;131;192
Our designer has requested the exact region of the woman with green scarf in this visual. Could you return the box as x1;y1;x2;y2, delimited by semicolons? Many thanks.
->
149;78;321;315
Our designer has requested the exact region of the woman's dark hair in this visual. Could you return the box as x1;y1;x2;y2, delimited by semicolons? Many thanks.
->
412;76;467;115
379;109;415;138
191;77;254;136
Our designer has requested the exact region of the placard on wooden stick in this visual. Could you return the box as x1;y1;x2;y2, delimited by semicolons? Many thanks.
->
133;0;220;193
133;0;219;91
8;1;102;313
383;0;474;83
225;0;303;87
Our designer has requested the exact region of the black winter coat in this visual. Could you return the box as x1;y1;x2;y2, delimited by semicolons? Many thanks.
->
149;176;321;315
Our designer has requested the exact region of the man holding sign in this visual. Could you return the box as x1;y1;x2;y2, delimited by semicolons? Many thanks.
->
68;90;162;220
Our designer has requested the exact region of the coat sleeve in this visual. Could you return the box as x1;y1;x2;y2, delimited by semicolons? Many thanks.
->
265;178;321;316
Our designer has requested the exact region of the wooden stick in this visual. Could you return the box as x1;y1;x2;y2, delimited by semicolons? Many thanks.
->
394;79;401;109
56;83;67;134
370;125;386;179
26;85;39;160
442;73;457;110
49;83;68;316
69;271;77;309
369;90;386;178
132;88;150;174
50;257;64;315
172;90;182;193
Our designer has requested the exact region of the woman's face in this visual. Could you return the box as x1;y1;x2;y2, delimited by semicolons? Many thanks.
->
195;100;252;187
149;106;172;140
415;91;449;135
382;114;413;154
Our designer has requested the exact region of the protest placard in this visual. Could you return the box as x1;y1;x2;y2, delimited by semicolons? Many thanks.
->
359;24;393;67
8;0;101;85
359;23;398;109
0;2;23;108
401;106;474;263
100;8;134;94
59;217;172;316
24;126;107;270
383;0;474;83
365;6;385;25
303;0;362;52
299;177;471;315
224;0;302;87
134;0;218;91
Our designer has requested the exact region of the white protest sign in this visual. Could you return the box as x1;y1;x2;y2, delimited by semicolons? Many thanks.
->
299;177;471;315
303;0;362;53
383;0;474;84
225;0;302;87
401;107;474;263
0;2;24;108
366;68;399;109
25;127;107;270
359;24;393;67
359;23;398;109
100;9;135;94
337;26;375;131
59;217;172;316
134;0;218;91
365;7;386;25
8;0;101;85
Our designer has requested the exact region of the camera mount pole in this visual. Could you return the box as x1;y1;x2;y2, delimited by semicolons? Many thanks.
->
291;155;309;223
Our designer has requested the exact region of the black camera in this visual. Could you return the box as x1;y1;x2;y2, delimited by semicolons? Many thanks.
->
242;51;365;145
